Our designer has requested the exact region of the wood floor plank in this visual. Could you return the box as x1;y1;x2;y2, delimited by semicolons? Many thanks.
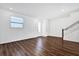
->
0;36;79;56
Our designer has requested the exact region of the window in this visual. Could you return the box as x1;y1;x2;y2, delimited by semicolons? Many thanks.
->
10;16;24;28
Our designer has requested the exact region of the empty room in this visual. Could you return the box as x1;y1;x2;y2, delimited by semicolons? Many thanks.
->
0;3;79;56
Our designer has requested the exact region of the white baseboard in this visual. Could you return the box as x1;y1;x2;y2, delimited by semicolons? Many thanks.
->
0;35;41;44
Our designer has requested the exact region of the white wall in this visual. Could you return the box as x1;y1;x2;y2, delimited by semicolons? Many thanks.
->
64;23;79;42
0;9;46;44
41;19;48;36
48;12;79;42
1;7;79;44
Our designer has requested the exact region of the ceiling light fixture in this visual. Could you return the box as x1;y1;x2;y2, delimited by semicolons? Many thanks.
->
61;9;65;12
9;8;13;10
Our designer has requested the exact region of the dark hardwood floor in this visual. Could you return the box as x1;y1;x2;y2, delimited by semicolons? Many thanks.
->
0;36;79;56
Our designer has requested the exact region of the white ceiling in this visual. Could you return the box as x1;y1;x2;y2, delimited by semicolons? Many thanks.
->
0;3;79;19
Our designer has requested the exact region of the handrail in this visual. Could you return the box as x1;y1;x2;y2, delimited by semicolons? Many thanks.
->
64;21;79;30
62;21;79;48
